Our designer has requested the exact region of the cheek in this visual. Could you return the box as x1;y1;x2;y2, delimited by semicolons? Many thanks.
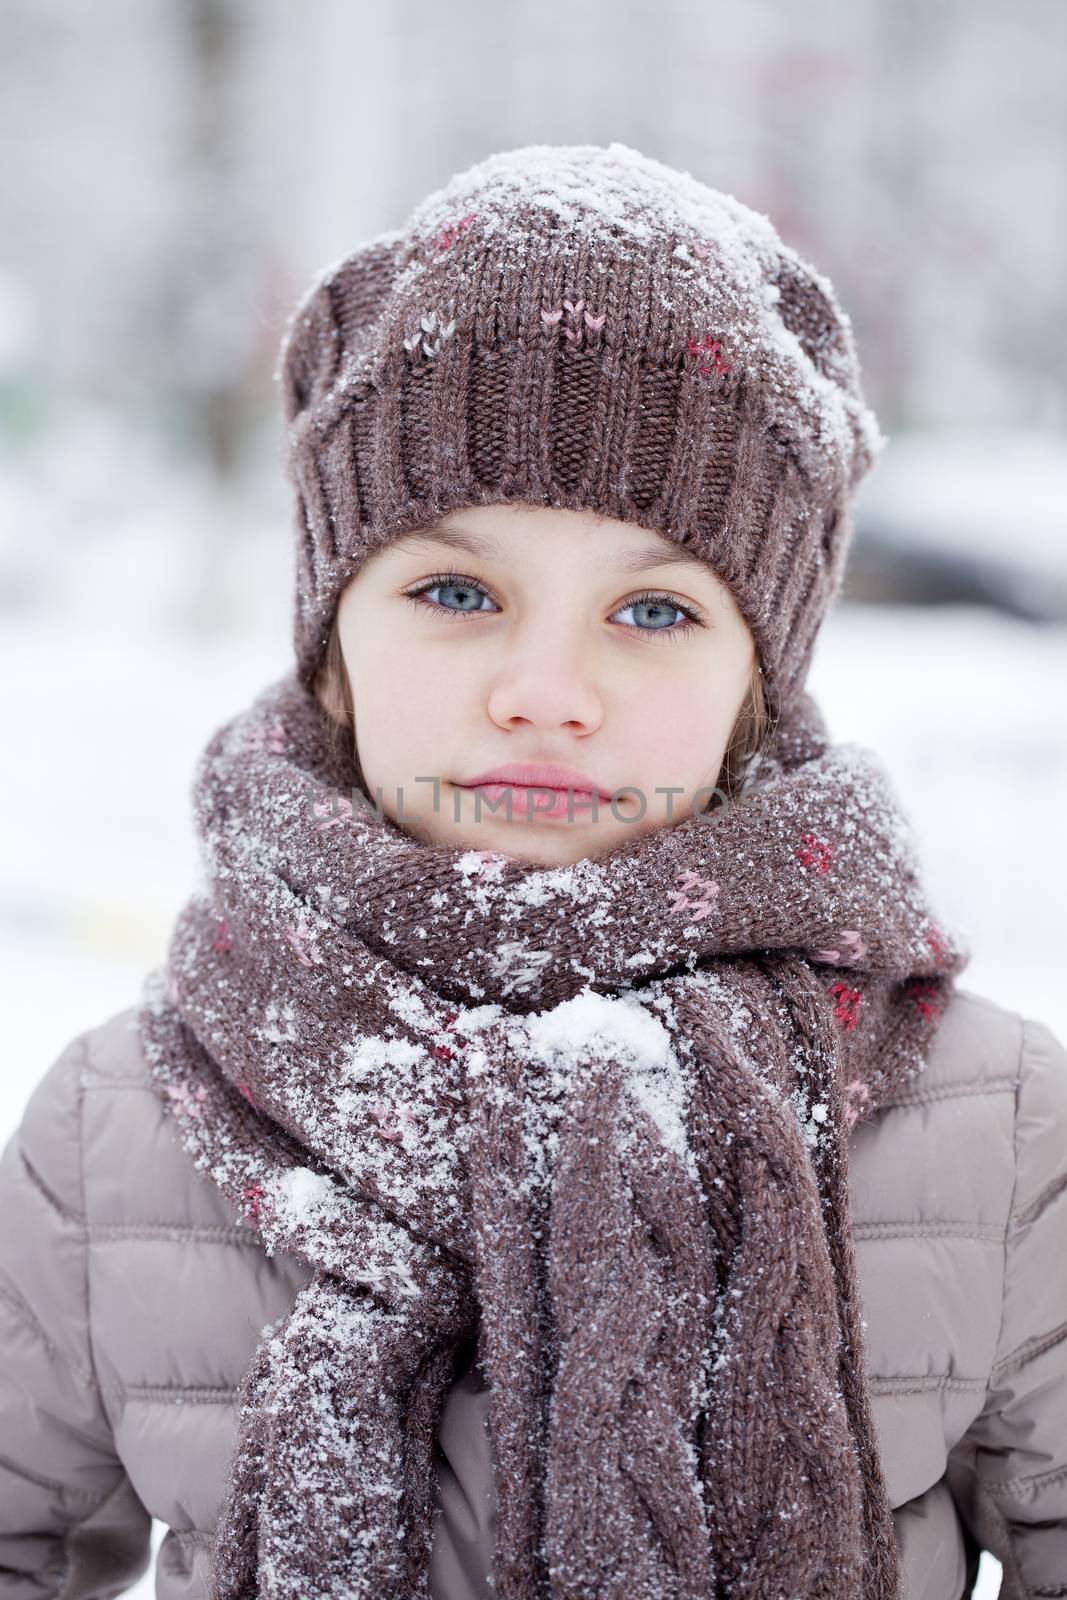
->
623;676;738;774
346;629;461;764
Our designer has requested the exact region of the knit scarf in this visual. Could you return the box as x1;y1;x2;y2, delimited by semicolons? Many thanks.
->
137;666;969;1600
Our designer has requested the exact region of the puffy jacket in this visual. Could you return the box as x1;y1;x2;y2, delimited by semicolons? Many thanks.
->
1;986;1066;1600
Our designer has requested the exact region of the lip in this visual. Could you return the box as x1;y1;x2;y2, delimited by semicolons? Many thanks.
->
458;762;614;800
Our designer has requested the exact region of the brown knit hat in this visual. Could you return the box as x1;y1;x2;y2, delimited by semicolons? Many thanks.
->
277;141;886;721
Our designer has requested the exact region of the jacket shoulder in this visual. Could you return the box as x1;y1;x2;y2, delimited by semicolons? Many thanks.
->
13;1017;102;1217
908;985;1028;1098
55;1002;251;1234
1006;1006;1067;1220
80;1001;155;1083
915;985;1067;1131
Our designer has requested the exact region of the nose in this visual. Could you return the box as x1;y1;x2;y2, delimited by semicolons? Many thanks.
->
485;627;604;737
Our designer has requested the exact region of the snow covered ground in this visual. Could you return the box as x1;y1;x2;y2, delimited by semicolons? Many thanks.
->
2;421;1063;1599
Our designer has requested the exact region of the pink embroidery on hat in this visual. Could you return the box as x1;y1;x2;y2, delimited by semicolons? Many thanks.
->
212;917;233;954
925;927;948;970
685;332;733;380
403;309;456;359
827;981;862;1030
796;833;833;874
431;211;476;253
667;869;721;922
541;299;606;349
236;1079;258;1107
811;929;866;965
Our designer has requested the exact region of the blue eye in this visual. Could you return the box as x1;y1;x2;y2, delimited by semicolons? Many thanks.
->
611;592;701;637
406;574;497;617
404;573;703;638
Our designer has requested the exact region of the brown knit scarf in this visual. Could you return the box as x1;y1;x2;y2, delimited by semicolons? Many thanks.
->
137;666;969;1600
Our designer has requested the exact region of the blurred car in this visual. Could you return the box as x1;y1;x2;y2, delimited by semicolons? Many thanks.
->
846;428;1067;621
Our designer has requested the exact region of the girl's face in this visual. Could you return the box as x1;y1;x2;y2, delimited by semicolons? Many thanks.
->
336;504;757;867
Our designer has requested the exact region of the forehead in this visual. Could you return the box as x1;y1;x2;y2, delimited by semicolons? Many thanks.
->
393;512;724;581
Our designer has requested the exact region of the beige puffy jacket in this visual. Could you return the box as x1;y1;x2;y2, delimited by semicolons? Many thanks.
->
1;986;1066;1600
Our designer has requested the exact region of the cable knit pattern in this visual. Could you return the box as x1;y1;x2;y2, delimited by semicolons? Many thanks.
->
134;670;970;1598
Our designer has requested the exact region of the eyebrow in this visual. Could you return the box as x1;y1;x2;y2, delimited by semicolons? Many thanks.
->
393;522;720;578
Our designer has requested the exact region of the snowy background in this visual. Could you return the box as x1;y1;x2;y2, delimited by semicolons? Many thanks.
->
2;2;1065;1595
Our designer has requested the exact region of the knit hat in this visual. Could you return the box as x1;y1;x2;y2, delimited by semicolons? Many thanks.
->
277;141;886;722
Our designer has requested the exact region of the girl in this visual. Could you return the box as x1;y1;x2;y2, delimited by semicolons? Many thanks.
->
1;142;1064;1600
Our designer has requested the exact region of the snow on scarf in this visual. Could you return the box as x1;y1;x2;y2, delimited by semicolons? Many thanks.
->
137;666;969;1600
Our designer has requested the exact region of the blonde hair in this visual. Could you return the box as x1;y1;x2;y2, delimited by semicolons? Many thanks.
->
312;611;773;805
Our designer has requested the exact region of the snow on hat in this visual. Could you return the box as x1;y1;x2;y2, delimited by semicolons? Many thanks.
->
277;140;886;719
